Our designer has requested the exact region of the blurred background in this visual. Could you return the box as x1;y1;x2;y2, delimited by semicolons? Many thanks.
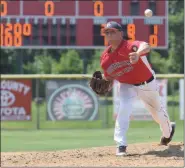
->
1;0;184;152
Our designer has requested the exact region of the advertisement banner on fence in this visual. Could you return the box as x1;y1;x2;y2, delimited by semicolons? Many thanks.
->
179;79;184;120
46;80;99;121
113;79;168;120
0;80;32;121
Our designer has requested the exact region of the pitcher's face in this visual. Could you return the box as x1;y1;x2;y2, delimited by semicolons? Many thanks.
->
103;29;123;44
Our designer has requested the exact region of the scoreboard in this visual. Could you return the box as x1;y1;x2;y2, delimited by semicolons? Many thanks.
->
0;0;168;49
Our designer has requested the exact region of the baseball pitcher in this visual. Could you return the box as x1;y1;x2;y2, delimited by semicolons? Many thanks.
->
89;21;175;156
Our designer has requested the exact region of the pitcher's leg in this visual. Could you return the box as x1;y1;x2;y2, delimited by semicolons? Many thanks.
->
138;80;175;143
114;99;133;147
142;96;171;138
142;103;160;124
114;83;137;155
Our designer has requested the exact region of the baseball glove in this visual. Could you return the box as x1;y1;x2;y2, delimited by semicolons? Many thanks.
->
89;71;113;96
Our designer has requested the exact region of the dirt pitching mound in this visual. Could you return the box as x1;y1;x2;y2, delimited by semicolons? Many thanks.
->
1;142;184;167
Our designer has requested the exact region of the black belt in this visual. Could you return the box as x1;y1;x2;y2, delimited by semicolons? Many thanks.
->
134;75;154;86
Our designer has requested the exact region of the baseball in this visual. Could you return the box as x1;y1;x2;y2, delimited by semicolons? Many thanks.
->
144;9;153;17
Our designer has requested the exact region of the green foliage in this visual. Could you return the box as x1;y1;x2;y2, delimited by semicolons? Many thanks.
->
169;0;184;15
149;50;170;73
23;49;83;74
87;49;103;74
23;55;56;74
168;0;184;73
53;50;83;74
148;1;184;74
0;49;19;74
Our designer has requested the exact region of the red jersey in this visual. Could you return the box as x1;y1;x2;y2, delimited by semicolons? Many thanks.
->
100;40;154;84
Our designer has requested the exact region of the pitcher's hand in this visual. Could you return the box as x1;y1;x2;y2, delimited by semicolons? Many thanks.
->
129;52;140;64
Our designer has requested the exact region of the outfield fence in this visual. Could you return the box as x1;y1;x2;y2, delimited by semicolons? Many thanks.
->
1;74;184;130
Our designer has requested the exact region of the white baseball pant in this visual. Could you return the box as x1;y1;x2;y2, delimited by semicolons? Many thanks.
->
114;77;172;147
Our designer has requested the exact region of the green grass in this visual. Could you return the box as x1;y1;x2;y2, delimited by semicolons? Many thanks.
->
1;93;184;152
1;120;183;152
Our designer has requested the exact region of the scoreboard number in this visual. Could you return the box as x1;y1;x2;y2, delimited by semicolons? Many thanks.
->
4;24;13;46
149;25;158;47
94;1;104;16
0;0;7;16
14;23;23;46
0;23;31;46
45;1;54;16
127;24;136;41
